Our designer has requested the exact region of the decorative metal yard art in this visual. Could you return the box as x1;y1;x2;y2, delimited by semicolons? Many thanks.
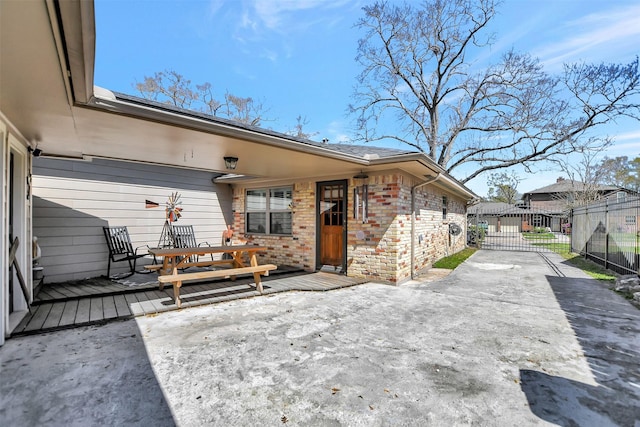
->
157;192;183;248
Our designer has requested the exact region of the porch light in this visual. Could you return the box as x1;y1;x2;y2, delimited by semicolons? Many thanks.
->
353;172;369;224
28;146;42;157
224;156;239;170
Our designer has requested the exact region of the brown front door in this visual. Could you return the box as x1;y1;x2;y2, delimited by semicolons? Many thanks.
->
318;181;346;268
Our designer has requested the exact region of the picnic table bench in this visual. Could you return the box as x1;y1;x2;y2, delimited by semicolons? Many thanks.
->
147;245;276;307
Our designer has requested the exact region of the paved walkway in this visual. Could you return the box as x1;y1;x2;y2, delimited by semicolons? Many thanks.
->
1;250;639;426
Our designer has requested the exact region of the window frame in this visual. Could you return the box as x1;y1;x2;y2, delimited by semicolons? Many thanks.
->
245;186;293;236
442;195;448;220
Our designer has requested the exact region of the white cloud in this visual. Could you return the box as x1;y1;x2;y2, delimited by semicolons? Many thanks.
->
608;141;640;154
614;130;640;142
260;49;278;62
535;3;640;69
251;0;356;31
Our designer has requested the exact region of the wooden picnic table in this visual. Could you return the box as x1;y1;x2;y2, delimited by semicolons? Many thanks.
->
147;245;276;307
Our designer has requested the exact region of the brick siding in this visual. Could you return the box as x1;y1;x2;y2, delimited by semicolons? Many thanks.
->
230;172;468;284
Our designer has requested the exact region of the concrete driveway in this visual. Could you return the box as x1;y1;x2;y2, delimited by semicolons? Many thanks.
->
1;250;639;426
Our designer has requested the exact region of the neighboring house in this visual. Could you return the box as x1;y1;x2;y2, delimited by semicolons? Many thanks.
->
468;202;557;233
521;177;624;213
521;178;631;231
0;1;476;344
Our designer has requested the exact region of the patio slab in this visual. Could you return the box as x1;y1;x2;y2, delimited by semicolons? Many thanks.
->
1;250;639;426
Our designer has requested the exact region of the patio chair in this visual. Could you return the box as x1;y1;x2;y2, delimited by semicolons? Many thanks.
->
170;225;213;263
103;226;148;278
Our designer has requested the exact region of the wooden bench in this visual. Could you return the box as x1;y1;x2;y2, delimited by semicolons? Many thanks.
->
144;259;234;273
157;264;277;307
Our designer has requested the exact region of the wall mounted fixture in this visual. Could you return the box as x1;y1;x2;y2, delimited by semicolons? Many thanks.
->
224;156;239;170
28;146;42;157
353;172;369;223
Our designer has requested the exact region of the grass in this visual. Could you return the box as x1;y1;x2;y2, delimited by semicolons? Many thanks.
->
434;241;618;282
522;232;556;240
534;242;617;282
433;247;477;270
531;242;570;252
442;241;618;282
562;253;618;282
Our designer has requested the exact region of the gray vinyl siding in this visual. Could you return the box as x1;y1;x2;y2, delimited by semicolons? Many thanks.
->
32;157;232;283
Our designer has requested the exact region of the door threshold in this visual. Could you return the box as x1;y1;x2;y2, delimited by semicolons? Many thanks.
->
320;265;344;274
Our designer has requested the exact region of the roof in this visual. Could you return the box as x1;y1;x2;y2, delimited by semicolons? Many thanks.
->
113;92;413;160
468;201;559;216
524;179;619;195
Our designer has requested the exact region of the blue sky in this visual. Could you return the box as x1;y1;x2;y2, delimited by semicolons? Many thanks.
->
94;0;640;196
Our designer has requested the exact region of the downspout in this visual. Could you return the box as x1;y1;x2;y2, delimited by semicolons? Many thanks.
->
411;173;441;280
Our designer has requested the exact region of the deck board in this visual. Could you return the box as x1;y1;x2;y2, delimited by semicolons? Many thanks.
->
139;292;163;314
102;296;118;320
89;297;104;322
59;300;79;326
113;294;132;317
124;293;145;316
42;302;65;330
23;303;52;332
11;270;367;337
74;299;91;324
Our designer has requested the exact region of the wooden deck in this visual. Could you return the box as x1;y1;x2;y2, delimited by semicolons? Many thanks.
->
12;268;366;337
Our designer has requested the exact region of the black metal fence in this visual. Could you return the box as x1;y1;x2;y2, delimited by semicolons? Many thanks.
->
467;205;570;253
571;195;640;275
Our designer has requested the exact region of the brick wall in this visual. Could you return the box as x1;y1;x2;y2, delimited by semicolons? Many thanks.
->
410;182;467;278
231;182;316;270
347;174;403;283
230;172;468;284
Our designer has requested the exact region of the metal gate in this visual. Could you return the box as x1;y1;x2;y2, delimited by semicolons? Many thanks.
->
467;204;569;253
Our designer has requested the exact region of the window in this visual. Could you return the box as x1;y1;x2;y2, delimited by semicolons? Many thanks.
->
246;187;292;235
442;196;448;220
533;215;543;227
617;192;627;203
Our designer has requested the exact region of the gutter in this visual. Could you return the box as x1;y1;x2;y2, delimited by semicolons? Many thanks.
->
410;173;442;280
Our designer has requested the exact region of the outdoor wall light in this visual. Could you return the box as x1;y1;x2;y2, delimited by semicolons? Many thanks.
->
224;156;239;170
28;146;42;157
353;172;369;223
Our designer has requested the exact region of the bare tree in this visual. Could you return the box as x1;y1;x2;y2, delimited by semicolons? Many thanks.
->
223;92;269;127
553;140;614;208
286;115;319;139
196;82;223;116
350;0;640;184
134;70;271;127
486;171;521;204
136;70;198;109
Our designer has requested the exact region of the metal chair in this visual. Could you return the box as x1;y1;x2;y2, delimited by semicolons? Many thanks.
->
170;225;212;264
102;226;147;278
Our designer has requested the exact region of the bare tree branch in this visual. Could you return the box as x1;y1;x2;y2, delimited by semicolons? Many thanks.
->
350;0;640;185
134;69;273;127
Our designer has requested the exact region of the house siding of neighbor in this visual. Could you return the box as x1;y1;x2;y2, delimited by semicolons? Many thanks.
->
32;157;233;282
230;172;467;284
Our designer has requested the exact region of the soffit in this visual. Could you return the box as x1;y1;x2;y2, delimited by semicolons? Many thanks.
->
0;0;81;150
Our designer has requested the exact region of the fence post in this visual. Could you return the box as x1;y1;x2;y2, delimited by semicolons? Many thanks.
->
605;199;609;270
569;209;573;254
605;232;609;270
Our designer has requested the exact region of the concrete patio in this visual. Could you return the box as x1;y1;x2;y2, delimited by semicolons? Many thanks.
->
1;250;639;426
